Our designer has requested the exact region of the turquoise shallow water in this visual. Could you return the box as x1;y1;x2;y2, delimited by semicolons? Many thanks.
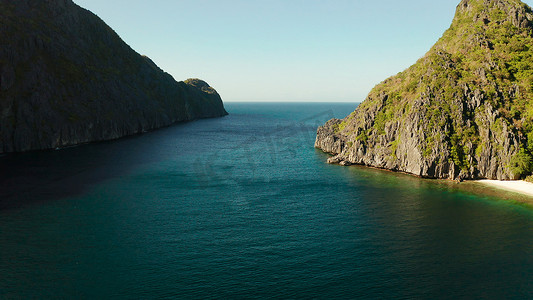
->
0;103;532;299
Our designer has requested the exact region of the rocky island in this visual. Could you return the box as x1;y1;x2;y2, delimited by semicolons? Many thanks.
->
316;0;533;181
0;0;227;153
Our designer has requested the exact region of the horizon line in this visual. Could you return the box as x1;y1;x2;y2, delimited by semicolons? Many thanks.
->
223;100;362;103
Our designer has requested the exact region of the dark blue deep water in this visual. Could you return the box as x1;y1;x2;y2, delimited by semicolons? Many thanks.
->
0;103;532;299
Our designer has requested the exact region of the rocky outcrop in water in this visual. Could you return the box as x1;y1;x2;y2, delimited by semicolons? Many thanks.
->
0;0;227;153
316;0;533;181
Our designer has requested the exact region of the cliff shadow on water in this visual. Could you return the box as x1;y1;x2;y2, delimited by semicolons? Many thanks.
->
0;117;219;210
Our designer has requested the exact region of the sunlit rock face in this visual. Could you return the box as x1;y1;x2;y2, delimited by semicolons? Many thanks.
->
316;0;533;181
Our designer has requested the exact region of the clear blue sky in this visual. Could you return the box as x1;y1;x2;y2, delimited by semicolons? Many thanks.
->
73;0;533;102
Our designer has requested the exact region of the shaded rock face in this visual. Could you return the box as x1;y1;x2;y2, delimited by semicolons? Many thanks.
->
0;0;227;153
316;0;533;181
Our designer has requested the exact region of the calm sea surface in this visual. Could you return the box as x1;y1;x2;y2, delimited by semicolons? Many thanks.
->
0;103;532;299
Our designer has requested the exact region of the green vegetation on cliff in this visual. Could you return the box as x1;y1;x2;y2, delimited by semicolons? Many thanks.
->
316;0;533;180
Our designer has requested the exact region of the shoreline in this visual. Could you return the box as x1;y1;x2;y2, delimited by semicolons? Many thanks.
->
476;180;533;198
321;154;533;204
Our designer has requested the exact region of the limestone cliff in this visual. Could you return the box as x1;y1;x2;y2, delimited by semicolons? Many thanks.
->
0;0;227;153
316;0;533;181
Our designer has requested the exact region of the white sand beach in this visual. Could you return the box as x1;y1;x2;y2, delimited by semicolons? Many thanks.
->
477;180;533;197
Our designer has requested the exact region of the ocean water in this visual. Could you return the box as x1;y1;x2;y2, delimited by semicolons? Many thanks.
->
0;103;532;299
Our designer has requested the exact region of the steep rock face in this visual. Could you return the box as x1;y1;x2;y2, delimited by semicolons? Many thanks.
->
0;0;227;153
316;0;533;181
